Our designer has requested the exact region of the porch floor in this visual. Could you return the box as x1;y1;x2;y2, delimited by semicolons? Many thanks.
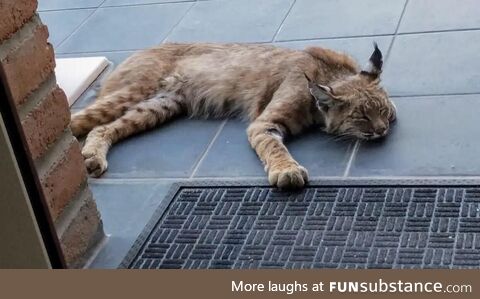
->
38;0;480;268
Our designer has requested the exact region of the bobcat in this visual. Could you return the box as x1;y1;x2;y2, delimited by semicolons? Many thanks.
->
71;43;396;188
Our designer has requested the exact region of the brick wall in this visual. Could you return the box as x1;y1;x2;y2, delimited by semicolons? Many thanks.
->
0;0;104;268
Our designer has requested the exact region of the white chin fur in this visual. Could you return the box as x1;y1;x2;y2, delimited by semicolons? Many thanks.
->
390;99;397;113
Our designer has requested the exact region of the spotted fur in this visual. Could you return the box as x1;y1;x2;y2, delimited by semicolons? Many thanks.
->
71;43;396;188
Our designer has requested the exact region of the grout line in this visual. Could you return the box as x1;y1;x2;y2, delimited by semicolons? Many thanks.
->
40;0;197;11
275;33;394;44
390;92;480;98
160;1;197;43
55;0;109;50
89;176;267;184
54;26;480;55
101;0;196;9
385;0;409;64
189;119;228;178
39;7;101;12
343;141;360;177
88;175;480;184
57;49;140;55
52;8;97;49
271;0;297;42
55;41;271;55
53;0;195;54
57;36;394;56
397;27;480;36
56;50;135;56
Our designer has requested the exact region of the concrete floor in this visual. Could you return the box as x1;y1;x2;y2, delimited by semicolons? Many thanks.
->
38;0;480;268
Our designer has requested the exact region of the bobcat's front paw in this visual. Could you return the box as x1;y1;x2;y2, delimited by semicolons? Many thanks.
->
82;147;108;177
268;163;309;189
84;155;108;177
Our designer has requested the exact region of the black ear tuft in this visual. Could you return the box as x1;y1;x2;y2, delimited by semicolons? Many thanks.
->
370;42;383;71
361;42;383;78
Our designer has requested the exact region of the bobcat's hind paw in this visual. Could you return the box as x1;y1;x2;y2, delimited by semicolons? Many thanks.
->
268;164;309;189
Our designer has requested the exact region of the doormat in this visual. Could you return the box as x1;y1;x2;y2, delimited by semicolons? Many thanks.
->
120;180;480;269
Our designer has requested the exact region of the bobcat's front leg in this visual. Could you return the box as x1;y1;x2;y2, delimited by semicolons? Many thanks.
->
247;121;308;189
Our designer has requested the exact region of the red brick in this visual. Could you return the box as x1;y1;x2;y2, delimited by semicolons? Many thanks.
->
21;86;70;160
40;138;87;220
59;191;103;268
0;0;38;42
1;19;55;106
0;1;104;268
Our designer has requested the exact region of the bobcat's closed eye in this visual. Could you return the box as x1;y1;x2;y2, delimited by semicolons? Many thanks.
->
71;42;396;189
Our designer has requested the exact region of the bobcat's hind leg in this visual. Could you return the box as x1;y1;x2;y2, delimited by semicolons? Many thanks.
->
82;92;185;177
71;87;153;137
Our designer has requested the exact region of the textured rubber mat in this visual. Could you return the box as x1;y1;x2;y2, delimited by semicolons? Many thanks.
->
120;180;480;269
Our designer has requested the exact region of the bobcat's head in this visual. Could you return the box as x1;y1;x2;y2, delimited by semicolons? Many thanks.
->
307;44;396;140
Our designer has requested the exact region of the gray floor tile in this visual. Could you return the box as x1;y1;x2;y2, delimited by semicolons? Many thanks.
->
275;35;393;68
102;119;222;178
102;0;194;6
166;0;294;43
40;9;95;48
194;120;353;178
288;130;354;177
57;3;192;53
193;120;265;177
276;0;405;41
38;0;103;11
350;95;480;176
88;181;172;268
399;0;480;33
383;30;480;96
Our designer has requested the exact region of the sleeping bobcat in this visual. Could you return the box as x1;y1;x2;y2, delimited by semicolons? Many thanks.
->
71;43;396;188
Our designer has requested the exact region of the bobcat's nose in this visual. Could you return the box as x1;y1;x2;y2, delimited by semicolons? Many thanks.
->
374;124;388;137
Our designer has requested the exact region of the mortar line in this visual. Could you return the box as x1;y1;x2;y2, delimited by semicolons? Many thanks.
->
54;182;90;235
82;234;109;269
343;141;360;178
271;0;297;42
189;119;228;179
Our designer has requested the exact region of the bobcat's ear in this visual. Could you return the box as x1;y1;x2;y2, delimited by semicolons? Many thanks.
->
361;42;383;80
304;73;339;109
